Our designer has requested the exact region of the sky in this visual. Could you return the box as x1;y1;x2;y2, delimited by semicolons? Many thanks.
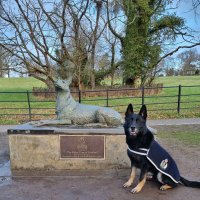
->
176;0;200;29
161;0;200;73
172;0;200;53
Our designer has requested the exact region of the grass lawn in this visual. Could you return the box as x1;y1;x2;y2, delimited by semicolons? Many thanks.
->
0;77;54;124
0;76;200;124
0;77;45;92
157;125;200;147
161;131;200;146
156;75;200;86
84;76;200;119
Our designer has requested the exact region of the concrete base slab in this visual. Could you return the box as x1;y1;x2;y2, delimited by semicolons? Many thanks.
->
8;124;129;173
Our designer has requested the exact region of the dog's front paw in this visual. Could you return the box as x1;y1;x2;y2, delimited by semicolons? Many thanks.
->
131;186;142;194
123;181;132;188
160;184;172;191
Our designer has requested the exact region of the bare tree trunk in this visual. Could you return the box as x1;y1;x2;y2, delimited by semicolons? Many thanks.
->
7;67;10;78
110;43;115;88
90;50;96;89
44;78;55;91
90;0;103;89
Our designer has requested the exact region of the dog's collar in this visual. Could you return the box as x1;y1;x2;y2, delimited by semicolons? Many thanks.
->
127;146;149;156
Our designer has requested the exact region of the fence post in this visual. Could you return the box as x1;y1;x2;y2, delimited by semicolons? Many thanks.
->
26;91;32;121
106;89;109;107
177;85;181;114
78;89;81;103
141;87;145;105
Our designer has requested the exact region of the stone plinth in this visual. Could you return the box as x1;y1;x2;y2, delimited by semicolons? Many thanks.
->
8;124;129;174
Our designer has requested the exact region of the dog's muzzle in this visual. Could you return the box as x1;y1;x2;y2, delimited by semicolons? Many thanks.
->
129;127;137;136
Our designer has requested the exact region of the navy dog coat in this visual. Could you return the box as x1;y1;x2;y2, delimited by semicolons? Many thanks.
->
128;140;180;183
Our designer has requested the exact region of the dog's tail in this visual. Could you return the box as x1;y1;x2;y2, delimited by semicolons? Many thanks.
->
180;176;200;188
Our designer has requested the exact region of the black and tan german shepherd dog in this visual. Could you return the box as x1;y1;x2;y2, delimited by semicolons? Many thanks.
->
123;104;200;193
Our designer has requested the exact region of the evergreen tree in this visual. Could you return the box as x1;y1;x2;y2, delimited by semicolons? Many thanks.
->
107;0;185;86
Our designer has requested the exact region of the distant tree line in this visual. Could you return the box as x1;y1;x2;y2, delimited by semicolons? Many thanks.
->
163;49;200;76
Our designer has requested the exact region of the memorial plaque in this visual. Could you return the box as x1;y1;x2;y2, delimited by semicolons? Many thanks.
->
60;135;105;159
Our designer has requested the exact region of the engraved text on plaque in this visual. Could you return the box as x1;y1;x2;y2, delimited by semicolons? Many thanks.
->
60;135;105;159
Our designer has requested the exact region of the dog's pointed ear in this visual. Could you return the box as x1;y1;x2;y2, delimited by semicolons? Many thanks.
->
125;104;134;116
139;104;147;120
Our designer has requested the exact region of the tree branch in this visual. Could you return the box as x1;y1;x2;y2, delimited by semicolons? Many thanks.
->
105;0;124;46
157;42;200;65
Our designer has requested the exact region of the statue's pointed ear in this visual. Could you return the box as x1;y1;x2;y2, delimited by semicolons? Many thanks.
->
125;104;134;116
139;104;147;120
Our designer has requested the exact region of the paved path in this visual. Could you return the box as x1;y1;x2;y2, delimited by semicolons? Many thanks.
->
0;125;17;134
0;119;200;200
148;118;200;126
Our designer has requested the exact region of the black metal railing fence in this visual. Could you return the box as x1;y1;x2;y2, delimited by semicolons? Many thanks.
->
0;85;200;122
